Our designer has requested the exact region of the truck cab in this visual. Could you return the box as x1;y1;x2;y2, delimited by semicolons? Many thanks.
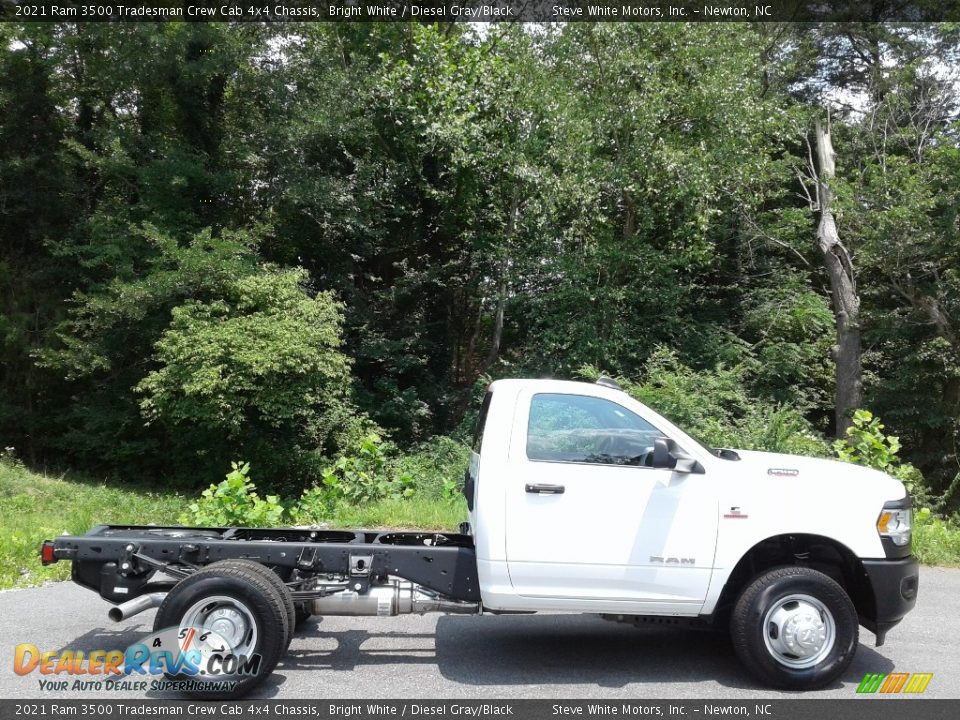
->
466;378;918;686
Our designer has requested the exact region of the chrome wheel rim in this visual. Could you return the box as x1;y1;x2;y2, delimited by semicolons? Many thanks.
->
762;593;836;669
181;595;258;658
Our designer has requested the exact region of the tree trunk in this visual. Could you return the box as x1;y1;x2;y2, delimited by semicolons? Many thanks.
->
814;119;863;437
481;273;507;372
480;195;520;374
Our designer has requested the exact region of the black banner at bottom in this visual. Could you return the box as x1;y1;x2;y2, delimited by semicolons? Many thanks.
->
2;700;959;720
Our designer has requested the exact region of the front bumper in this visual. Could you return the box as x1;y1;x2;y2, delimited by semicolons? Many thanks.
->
860;555;919;646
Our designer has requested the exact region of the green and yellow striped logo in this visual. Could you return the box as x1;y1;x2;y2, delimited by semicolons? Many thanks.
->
857;672;933;694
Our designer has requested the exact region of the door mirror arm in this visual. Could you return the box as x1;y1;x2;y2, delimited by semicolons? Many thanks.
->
653;437;704;474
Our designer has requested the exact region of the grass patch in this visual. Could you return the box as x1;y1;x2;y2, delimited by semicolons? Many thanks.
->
0;462;187;589
913;513;960;567
305;497;467;531
0;462;467;590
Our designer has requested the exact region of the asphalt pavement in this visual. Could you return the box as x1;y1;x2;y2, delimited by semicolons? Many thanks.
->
1;568;956;700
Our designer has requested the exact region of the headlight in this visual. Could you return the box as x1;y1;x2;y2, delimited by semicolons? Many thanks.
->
877;506;912;547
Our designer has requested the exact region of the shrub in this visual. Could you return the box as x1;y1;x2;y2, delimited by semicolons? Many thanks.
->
913;508;960;567
137;268;356;490
731;404;831;457
832;408;934;507
389;436;471;501
294;433;416;523
181;461;288;528
832;409;900;471
0;446;21;469
588;349;830;454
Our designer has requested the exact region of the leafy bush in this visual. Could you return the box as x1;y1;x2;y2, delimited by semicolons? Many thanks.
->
136;267;358;489
389;436;471;501
587;349;830;455
181;462;288;528
832;409;901;471
741;277;834;409
913;508;960;567
731;404;831;457
0;446;21;469
294;434;417;523
832;408;934;508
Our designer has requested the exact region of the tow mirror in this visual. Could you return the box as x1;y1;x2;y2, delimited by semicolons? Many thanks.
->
653;437;700;474
652;438;675;469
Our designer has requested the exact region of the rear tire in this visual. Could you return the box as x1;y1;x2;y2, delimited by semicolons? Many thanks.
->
154;561;290;698
730;566;858;689
218;560;296;647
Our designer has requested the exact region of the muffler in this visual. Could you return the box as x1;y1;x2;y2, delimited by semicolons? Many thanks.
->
108;592;167;622
311;581;478;617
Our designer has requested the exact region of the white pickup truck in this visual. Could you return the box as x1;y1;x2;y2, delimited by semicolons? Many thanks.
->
43;378;919;696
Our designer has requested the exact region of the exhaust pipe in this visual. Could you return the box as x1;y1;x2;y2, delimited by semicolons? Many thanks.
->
108;592;167;622
311;581;478;617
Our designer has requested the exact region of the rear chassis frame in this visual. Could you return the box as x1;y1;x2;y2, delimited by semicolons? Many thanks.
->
46;525;480;605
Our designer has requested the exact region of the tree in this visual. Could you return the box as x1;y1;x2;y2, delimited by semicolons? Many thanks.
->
137;268;355;489
810;117;862;436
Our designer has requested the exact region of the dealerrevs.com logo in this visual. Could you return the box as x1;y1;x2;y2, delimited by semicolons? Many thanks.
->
14;625;261;693
856;672;934;694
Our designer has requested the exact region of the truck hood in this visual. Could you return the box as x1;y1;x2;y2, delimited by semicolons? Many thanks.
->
729;448;907;502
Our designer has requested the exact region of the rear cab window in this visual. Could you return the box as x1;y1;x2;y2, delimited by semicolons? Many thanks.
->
472;390;493;453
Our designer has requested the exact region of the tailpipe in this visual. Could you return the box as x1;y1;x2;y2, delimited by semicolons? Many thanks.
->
108;592;167;622
311;581;478;617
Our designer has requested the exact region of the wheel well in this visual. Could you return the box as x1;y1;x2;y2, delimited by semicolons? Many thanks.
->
711;534;874;627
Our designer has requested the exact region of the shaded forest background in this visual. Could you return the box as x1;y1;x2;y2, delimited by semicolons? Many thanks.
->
1;22;959;514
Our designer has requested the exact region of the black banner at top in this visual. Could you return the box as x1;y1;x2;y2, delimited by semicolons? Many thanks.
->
2;0;960;22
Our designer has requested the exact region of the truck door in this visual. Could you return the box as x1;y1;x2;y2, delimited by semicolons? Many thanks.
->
505;391;718;610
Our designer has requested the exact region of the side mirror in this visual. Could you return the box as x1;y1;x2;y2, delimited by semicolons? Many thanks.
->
652;437;675;469
653;437;701;473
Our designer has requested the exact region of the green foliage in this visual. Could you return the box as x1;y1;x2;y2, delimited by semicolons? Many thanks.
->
296;496;466;532
741;275;835;409
294;434;414;521
0;458;467;590
0;462;186;589
0;446;22;469
390;436;472;501
604;349;831;456
136;265;356;488
2;22;960;519
832;409;934;508
181;462;287;528
913;509;960;567
832;410;902;472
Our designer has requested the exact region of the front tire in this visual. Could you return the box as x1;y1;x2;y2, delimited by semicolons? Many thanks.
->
730;566;858;689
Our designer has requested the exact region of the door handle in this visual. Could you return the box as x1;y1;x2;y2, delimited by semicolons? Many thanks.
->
525;483;565;494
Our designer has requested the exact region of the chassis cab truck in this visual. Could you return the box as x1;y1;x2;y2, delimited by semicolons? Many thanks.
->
42;378;919;696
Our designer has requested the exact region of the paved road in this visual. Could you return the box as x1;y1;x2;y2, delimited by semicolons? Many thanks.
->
1;569;956;700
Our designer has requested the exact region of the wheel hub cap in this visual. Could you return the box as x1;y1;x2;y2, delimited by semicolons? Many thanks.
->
209;607;248;646
762;593;836;669
180;595;258;660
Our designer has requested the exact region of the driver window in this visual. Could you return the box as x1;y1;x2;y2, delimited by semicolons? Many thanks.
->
526;393;662;466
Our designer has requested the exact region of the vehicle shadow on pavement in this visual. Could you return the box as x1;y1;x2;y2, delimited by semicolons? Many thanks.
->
54;621;154;655
268;614;895;694
436;615;895;691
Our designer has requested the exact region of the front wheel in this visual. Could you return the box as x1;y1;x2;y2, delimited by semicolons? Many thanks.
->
730;566;858;689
